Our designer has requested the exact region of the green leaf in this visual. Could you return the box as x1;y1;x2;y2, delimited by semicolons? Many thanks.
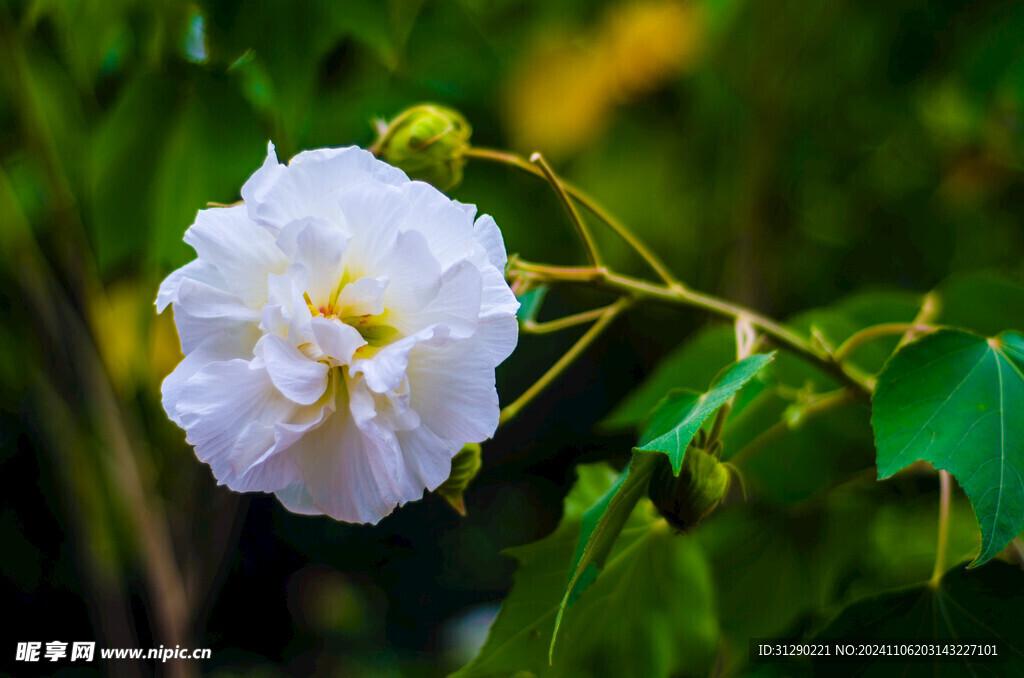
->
435;443;482;515
873;329;1024;565
811;562;1024;676
452;463;718;678
549;453;660;661
515;285;549;322
637;353;775;475
548;353;773;659
697;483;980;674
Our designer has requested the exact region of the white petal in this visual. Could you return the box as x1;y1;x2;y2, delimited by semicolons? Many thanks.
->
407;334;499;443
275;217;350;305
376;229;443;315
452;198;478;221
175;276;260;321
156;259;226;312
350;325;450;394
335;276;388;317
395;423;461;496
310;316;365;364
336;183;410;277
399;181;477;268
222;421;296;491
170;304;260;356
170;277;261;355
290;381;402;523
176;359;297;490
274;482;319;515
261;335;329;406
473;214;508;271
390;260;482;339
184;205;288;307
231;375;339;490
264;270;315;345
161;328;257;423
239;141;287;226
472;312;519;366
477;261;520;319
244;146;407;232
289;145;408;190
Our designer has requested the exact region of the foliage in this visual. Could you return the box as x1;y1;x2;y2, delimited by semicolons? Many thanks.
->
874;330;1024;565
5;0;1024;677
811;561;1024;677
452;464;718;678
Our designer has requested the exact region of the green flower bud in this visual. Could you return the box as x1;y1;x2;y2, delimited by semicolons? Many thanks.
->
647;447;730;532
435;443;482;515
373;104;472;191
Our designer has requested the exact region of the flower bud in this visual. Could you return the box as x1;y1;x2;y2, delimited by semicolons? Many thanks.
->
373;104;472;191
435;443;482;515
647;447;729;531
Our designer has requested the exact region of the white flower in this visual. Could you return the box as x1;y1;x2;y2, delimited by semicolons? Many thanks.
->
157;143;519;523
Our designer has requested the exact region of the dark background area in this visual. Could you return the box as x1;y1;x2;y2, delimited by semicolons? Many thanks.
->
2;0;1024;675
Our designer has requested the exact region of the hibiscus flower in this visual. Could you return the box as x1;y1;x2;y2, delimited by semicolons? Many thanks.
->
157;143;518;523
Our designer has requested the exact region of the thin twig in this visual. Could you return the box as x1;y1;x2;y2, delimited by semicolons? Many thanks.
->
465;147;676;285
500;297;632;425
899;292;941;349
834;322;933;363
513;259;875;395
930;469;952;589
521;302;623;334
529;152;603;269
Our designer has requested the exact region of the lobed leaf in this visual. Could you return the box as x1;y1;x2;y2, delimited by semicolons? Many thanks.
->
872;329;1024;565
811;562;1024;676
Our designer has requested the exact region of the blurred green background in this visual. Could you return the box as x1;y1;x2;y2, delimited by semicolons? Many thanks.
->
2;0;1024;675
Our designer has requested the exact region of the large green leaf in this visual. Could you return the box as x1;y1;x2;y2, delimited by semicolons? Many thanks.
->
808;562;1024;677
873;329;1024;565
452;463;718;678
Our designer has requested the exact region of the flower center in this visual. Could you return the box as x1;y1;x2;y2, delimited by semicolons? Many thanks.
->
303;274;399;352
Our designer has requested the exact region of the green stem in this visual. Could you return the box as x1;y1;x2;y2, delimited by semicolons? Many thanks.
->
930;469;951;589
512;260;874;395
464;147;677;286
898;292;941;350
521;302;621;334
706;402;731;455
833;322;931;362
530;152;602;269
500;297;631;425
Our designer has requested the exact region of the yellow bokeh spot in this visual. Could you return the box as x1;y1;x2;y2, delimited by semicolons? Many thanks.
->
88;280;183;392
505;0;705;159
